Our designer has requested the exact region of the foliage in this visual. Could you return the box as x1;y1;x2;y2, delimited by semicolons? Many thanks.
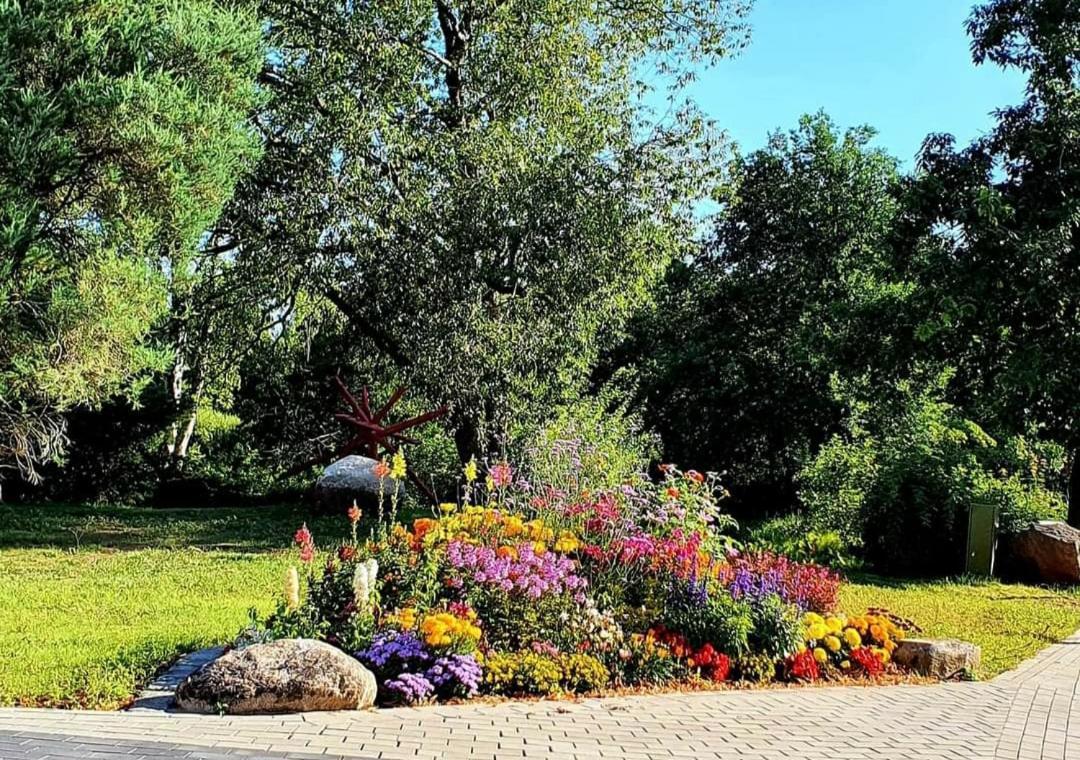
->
0;0;262;484
622;113;907;505
213;0;751;465
516;394;661;493
900;0;1080;510
800;375;1067;574
744;515;856;570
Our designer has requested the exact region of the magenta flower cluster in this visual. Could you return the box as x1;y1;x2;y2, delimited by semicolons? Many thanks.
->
446;540;587;601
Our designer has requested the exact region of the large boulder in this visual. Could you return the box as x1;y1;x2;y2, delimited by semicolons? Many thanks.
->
1008;521;1080;584
175;639;376;714
893;638;981;679
313;455;402;513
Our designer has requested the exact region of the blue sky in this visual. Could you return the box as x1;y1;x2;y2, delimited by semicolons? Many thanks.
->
684;0;1027;165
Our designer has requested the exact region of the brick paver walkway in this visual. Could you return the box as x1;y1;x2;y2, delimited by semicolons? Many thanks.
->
2;632;1079;760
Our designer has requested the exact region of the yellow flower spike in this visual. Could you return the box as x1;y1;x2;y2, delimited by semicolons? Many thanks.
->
390;451;407;480
439;502;457;514
464;457;478;482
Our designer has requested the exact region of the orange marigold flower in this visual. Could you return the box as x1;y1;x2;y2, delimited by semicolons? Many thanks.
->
666;486;681;500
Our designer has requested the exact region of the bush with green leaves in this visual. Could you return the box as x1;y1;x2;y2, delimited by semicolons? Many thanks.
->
800;374;1066;575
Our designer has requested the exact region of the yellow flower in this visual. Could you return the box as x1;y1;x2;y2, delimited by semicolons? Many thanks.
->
843;628;862;648
803;612;825;627
554;531;580;553
824;635;842;652
825;616;844;633
840;660;851;670
390;451;407;480
807;622;828;641
439;502;457;514
464;457;478;482
813;648;828;665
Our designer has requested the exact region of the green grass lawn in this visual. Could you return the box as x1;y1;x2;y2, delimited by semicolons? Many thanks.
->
839;574;1080;678
2;503;1080;708
0;503;353;709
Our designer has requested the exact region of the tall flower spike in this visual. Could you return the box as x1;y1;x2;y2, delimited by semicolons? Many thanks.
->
284;566;300;611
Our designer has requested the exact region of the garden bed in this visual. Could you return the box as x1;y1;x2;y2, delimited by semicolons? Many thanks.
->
235;455;932;710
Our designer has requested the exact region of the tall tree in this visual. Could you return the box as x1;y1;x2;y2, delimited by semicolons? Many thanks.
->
0;0;263;485
905;0;1080;513
623;114;906;505
219;0;752;463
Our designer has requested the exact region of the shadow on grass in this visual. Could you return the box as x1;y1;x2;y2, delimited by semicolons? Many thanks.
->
0;502;413;553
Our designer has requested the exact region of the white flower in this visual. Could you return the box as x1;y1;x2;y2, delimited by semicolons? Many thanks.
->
353;559;379;609
284;566;300;611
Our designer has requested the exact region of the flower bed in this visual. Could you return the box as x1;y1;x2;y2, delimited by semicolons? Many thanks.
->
251;455;915;706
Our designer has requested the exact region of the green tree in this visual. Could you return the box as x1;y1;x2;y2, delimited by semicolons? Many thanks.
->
217;0;752;464
624;114;908;505
0;0;263;485
904;0;1080;514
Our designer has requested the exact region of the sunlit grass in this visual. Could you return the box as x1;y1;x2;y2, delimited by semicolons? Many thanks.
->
841;574;1080;677
2;504;1079;707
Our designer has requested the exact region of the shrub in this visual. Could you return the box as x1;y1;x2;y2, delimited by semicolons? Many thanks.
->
747;593;802;659
745;515;856;569
800;376;1066;575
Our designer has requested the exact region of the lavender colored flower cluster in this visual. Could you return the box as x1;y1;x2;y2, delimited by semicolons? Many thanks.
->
356;631;430;675
446;540;587;601
727;566;781;604
426;654;482;698
379;654;483;705
383;672;434;704
357;632;483;705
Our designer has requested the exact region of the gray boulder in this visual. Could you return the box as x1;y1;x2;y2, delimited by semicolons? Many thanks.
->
314;455;401;512
1008;521;1080;584
893;638;981;679
175;639;376;714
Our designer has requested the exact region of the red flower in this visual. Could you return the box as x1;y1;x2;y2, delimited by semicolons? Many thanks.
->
337;545;357;562
666;487;681;501
850;647;884;677
708;653;731;682
294;523;315;564
685;470;705;485
659;463;674;473
786;649;819;682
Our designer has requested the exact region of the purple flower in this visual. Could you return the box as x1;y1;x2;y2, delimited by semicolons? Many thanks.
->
356;631;431;677
425;654;482;698
446;540;587;599
384;672;434;705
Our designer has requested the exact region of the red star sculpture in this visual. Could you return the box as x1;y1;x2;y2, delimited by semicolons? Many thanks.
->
326;375;447;502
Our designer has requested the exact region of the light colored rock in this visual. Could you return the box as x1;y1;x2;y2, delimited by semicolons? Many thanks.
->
314;455;401;512
893;638;981;679
174;638;376;714
1008;521;1080;584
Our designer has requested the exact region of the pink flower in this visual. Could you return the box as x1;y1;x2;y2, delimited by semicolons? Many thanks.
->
490;462;513;488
